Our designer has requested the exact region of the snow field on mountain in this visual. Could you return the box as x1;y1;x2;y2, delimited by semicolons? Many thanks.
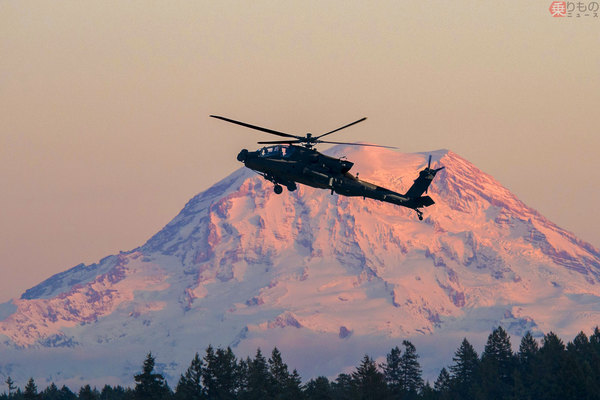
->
1;146;599;385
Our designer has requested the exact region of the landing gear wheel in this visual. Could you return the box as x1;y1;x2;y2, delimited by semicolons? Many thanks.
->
274;184;283;194
287;183;297;192
416;210;424;221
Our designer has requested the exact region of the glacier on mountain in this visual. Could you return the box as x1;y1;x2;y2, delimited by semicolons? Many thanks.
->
1;146;599;386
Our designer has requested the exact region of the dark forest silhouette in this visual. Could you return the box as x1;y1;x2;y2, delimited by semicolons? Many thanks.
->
2;326;600;399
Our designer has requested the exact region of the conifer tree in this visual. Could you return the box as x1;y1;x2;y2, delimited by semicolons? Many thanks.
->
588;326;600;394
78;385;99;400
514;331;539;400
23;378;37;400
60;385;78;400
478;326;514;400
41;383;61;400
565;330;599;400
268;347;289;394
303;376;333;400
399;340;424;398
213;347;238;399
267;347;302;399
331;373;354;400
241;348;272;400
176;352;205;400
202;345;218;398
134;352;171;400
351;355;387;400
591;326;600;344
449;338;479;399
482;327;513;375
434;367;451;399
12;388;23;400
99;385;120;400
5;377;15;397
99;385;112;400
382;346;402;397
4;376;16;396
236;357;250;396
100;385;131;400
532;331;566;400
518;331;539;366
567;330;591;362
285;369;303;400
202;346;238;399
420;381;436;400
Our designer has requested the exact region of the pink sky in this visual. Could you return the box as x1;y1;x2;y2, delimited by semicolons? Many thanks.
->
1;1;599;302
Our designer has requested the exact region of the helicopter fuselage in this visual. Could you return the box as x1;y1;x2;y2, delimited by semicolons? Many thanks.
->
238;145;350;189
236;144;437;217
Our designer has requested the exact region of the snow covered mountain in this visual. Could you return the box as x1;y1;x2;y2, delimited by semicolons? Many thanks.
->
1;146;599;387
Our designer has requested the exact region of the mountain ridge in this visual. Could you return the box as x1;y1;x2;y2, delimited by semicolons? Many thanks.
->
1;146;599;385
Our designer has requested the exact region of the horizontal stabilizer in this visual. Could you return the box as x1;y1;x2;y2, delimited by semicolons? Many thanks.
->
402;195;435;209
414;196;435;207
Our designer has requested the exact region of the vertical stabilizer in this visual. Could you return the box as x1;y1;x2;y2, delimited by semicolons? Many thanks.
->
405;155;444;198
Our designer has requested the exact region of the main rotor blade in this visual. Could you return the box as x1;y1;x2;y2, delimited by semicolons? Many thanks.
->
316;117;367;139
257;140;300;145
428;154;432;169
210;115;300;139
318;140;397;149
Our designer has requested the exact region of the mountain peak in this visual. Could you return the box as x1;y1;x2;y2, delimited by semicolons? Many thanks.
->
1;147;599;385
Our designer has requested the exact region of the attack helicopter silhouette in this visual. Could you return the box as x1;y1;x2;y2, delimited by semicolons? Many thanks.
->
210;115;444;220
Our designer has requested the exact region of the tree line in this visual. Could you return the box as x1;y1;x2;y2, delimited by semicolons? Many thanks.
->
2;326;600;399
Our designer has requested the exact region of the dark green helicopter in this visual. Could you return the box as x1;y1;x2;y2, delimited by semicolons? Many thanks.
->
210;115;444;220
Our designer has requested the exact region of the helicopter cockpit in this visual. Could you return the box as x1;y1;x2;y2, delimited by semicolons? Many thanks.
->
259;145;296;159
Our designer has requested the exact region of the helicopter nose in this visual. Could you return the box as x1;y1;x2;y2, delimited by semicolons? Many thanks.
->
237;149;249;162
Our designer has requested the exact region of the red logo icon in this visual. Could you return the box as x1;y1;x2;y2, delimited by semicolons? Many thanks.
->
550;1;567;16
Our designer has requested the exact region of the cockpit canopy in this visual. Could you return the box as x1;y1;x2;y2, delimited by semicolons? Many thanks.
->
258;145;296;159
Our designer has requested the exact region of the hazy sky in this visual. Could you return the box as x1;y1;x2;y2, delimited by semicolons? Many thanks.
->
1;1;599;302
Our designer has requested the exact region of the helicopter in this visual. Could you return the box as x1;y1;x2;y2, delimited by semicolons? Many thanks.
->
210;115;444;220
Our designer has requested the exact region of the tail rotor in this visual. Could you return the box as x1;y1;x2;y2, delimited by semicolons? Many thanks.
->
424;155;444;194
